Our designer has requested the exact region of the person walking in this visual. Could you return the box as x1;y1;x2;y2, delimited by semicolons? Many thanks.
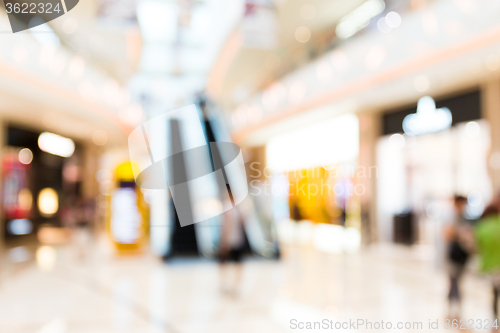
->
475;203;500;326
218;185;247;297
443;195;472;319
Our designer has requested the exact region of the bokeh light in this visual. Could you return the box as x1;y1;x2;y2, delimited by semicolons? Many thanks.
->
385;11;402;28
18;148;33;165
295;26;311;43
36;246;57;272
38;188;59;217
92;130;108;146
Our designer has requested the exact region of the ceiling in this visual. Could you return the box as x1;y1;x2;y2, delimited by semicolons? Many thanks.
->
48;0;142;84
210;0;366;110
228;0;500;146
0;0;245;146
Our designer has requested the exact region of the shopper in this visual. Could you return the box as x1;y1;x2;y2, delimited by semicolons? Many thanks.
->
218;185;247;297
61;196;94;262
443;195;472;319
475;203;500;322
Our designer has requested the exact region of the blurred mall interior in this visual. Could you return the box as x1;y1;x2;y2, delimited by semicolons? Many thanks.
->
1;0;500;332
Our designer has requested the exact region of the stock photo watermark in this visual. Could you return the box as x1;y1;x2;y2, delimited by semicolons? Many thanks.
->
1;0;79;33
290;318;499;331
248;162;378;199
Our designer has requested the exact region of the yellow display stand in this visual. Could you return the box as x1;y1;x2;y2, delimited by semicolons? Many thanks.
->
106;162;148;255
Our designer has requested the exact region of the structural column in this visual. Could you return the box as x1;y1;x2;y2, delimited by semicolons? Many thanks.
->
81;143;101;238
82;143;100;200
358;113;381;244
482;79;500;193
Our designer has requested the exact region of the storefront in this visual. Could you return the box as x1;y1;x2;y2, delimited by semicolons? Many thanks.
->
263;113;364;252
376;90;492;248
2;126;86;241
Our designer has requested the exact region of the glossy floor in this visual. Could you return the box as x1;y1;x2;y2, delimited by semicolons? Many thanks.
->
0;238;495;333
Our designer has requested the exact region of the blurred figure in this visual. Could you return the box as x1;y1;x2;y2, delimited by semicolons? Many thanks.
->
75;198;95;259
60;195;79;229
443;195;473;319
291;201;302;221
60;196;94;261
475;203;500;325
218;185;246;297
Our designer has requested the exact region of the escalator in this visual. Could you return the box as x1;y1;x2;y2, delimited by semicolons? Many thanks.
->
157;100;278;259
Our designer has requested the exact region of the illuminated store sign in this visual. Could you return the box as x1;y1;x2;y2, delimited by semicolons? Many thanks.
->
402;96;452;135
38;132;75;158
267;114;359;172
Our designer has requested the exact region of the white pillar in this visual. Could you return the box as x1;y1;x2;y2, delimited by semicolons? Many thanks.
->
482;79;500;193
358;113;381;244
